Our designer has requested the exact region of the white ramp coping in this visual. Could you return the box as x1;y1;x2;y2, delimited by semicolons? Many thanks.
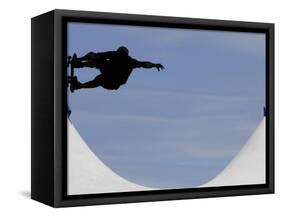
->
67;120;153;195
68;118;265;195
200;118;266;187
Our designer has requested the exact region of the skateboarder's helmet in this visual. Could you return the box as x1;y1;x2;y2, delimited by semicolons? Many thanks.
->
117;46;129;55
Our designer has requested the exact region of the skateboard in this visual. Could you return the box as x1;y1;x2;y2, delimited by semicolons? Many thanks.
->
67;53;78;117
67;54;79;93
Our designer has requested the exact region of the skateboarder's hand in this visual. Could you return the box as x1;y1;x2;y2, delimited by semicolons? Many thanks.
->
155;63;165;71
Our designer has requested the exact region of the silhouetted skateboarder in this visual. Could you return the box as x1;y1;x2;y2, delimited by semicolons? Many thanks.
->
68;46;164;92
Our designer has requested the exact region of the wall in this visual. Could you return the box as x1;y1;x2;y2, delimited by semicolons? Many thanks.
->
0;0;279;216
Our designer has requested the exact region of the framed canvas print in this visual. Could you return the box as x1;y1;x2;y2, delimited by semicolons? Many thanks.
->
31;9;274;207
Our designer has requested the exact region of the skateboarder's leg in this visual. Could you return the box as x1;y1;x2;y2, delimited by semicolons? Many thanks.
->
77;52;99;68
70;75;102;92
79;74;103;89
78;52;96;61
71;52;97;68
80;61;99;68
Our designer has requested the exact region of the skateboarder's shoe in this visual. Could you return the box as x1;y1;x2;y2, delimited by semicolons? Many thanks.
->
71;53;82;68
70;76;81;93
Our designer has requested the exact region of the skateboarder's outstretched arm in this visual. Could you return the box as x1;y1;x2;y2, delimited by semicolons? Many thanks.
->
133;59;165;71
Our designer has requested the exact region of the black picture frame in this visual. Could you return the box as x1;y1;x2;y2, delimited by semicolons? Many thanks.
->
31;9;274;207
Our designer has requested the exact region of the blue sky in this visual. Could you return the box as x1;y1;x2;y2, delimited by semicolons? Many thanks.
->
67;22;265;189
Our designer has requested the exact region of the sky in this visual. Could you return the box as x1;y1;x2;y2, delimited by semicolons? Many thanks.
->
67;22;265;189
